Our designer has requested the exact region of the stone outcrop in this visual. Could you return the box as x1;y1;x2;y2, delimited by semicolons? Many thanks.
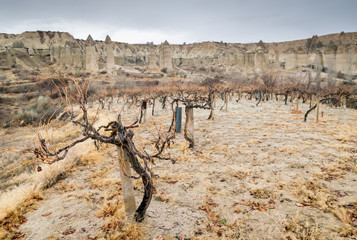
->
0;31;356;77
159;41;173;72
85;35;98;73
0;31;84;72
147;51;157;69
105;35;115;74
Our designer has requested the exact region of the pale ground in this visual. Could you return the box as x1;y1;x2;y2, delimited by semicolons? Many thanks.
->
1;96;356;239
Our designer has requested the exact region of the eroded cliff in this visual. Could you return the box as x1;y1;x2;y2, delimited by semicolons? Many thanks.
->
0;31;356;78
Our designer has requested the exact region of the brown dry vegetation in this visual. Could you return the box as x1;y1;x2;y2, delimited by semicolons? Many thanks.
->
0;76;356;239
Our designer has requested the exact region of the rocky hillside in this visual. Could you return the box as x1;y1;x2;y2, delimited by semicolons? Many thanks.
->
0;31;356;79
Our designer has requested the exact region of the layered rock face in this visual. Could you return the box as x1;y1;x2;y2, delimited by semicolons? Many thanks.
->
0;31;356;76
0;31;84;72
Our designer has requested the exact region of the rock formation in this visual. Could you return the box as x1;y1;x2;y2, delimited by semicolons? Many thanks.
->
85;34;98;73
159;41;173;72
148;51;157;69
0;31;356;77
105;35;115;74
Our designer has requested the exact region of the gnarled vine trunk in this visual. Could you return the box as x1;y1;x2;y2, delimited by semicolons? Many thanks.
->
184;106;194;148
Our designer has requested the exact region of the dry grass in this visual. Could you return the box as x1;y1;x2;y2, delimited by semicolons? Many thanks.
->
324;120;357;143
1;96;356;239
49;124;81;146
0;156;77;221
92;177;121;189
313;158;356;181
158;173;190;184
0;119;96;224
293;180;357;237
106;223;145;240
79;145;111;165
283;216;321;240
228;170;252;180
0;192;44;239
96;198;145;240
198;196;252;239
96;198;124;219
249;188;277;199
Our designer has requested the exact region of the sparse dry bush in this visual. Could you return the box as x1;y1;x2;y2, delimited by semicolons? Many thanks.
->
293;180;357;237
14;96;62;125
283;216;321;240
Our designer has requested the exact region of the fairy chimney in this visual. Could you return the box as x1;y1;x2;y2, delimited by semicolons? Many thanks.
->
85;34;98;73
159;40;173;72
105;35;115;74
148;50;157;69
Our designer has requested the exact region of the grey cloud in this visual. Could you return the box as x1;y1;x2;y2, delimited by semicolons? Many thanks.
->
0;0;356;43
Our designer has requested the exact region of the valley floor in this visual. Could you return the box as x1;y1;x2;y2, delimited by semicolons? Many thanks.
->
1;97;356;239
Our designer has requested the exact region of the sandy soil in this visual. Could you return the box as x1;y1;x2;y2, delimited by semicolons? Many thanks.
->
1;96;356;239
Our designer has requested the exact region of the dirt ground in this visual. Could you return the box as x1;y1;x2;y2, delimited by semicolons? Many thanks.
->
1;96;356;239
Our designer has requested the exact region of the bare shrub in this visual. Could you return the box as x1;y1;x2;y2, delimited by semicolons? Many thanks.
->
14;96;62;125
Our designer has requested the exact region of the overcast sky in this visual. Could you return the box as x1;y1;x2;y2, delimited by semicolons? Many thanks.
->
1;0;356;44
